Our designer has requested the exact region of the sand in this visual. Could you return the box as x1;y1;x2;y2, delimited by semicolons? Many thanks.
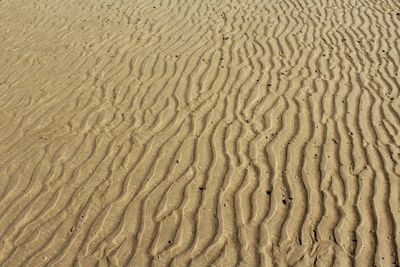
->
0;0;399;266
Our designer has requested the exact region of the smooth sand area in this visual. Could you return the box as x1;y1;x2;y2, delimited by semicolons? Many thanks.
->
0;0;399;266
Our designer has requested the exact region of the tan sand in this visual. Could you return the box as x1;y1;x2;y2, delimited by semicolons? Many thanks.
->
0;0;399;266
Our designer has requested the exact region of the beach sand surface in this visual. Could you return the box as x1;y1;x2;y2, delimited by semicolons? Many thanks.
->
0;0;399;266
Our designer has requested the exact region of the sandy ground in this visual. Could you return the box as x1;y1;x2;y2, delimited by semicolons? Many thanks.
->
0;0;399;266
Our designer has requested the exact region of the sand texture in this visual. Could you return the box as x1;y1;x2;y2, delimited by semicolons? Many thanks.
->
0;0;400;266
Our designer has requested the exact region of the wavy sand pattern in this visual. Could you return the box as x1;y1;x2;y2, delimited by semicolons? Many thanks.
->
0;0;400;266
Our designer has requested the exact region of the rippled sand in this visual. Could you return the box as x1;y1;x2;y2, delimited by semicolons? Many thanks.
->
0;0;399;266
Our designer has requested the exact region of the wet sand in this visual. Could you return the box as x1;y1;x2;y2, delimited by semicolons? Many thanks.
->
0;0;400;266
